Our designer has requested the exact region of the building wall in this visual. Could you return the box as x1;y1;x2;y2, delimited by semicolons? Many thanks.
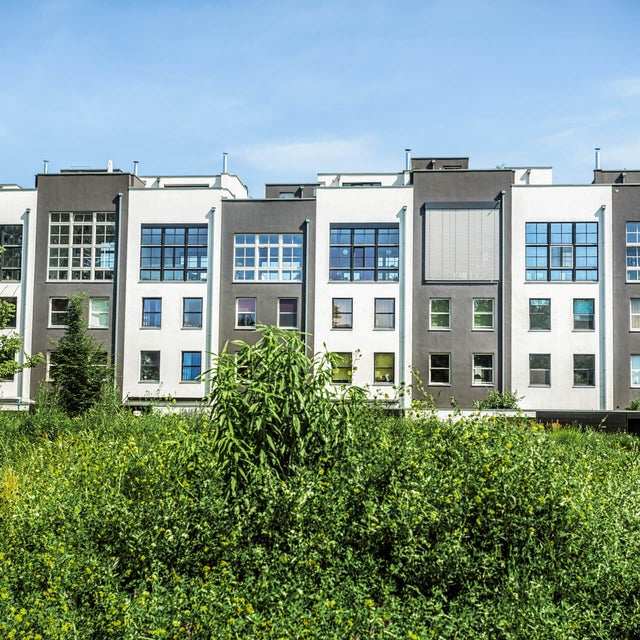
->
411;170;513;408
313;183;413;399
510;185;612;410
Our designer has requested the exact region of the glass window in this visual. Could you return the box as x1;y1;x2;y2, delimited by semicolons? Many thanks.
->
529;298;550;331
331;352;352;383
529;354;551;386
278;298;298;328
48;212;114;281
374;298;395;329
429;353;450;385
181;351;202;382
142;298;161;328
473;354;494;386
632;355;640;387
236;298;256;328
0;297;17;328
89;298;110;328
573;354;595;386
573;299;595;331
526;221;598;282
50;297;69;327
627;222;640;281
374;353;394;383
234;233;302;281
473;298;494;330
332;298;353;329
631;299;640;331
429;298;450;330
183;298;203;328
140;225;207;281
140;351;160;382
0;225;22;281
329;225;399;281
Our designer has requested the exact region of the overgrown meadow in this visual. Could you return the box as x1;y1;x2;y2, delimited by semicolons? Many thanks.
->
2;329;640;638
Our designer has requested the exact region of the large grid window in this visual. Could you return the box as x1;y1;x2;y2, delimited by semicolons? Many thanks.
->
473;298;494;330
429;298;451;330
49;212;114;281
473;354;494;386
573;354;595;387
525;222;598;281
331;352;352;383
329;225;399;281
374;353;394;383
429;353;451;385
374;298;395;329
0;225;22;281
529;298;551;331
140;351;160;382
573;299;595;331
181;351;202;382
234;234;302;281
529;354;551;386
140;225;207;281
332;298;353;329
627;223;640;281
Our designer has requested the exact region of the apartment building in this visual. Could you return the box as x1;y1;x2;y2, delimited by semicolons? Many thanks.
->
1;153;639;412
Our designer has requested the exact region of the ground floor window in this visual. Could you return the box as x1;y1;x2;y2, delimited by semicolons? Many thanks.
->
529;353;551;386
331;352;352;383
374;353;394;383
573;354;595;387
473;354;493;385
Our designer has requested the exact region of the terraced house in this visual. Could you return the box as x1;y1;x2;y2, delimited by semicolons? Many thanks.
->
1;151;639;413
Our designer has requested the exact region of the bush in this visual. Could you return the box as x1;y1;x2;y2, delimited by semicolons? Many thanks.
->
474;389;521;410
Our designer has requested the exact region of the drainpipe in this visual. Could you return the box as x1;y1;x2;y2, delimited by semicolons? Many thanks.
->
498;190;506;393
303;218;310;346
17;208;30;406
599;204;606;409
398;205;407;410
204;207;216;396
112;193;123;393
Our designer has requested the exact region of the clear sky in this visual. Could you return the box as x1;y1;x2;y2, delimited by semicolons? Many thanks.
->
2;0;640;196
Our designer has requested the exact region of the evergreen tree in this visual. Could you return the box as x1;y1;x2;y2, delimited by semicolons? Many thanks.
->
0;298;42;379
50;293;111;416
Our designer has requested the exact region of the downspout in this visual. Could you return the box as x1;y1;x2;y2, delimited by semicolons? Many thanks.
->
112;193;123;392
498;190;506;393
398;206;407;410
303;218;310;346
599;204;606;409
204;207;216;396
17;208;30;406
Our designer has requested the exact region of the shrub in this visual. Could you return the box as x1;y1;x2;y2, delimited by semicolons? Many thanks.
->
474;388;521;410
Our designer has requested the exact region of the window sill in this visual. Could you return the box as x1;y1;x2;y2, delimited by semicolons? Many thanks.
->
472;328;495;332
331;327;353;331
141;326;161;330
139;380;160;384
373;328;395;331
180;380;202;384
181;326;203;330
529;385;551;388
429;383;451;387
235;326;256;331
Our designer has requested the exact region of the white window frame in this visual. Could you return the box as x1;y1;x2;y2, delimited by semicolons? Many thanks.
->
631;299;640;331
632;355;640;387
89;297;110;329
472;353;494;386
236;298;257;329
429;298;451;330
473;298;494;330
49;297;69;328
233;234;303;282
429;353;451;385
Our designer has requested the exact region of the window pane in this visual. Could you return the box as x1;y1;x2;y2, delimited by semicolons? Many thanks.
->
332;298;353;329
374;353;394;383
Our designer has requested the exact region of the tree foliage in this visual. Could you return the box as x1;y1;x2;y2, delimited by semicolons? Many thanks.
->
49;293;111;416
0;298;42;380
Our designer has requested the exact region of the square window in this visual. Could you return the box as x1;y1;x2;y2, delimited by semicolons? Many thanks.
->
142;298;162;328
573;354;595;386
473;298;494;330
573;299;594;331
89;298;110;328
374;298;395;329
331;352;352;383
631;299;640;331
429;298;450;330
0;297;17;328
429;353;450;385
181;351;202;382
140;351;160;382
332;298;353;329
374;352;394;383
529;353;551;386
632;355;640;387
236;298;256;328
529;298;550;331
278;298;298;328
473;354;494;386
50;297;69;327
183;297;203;328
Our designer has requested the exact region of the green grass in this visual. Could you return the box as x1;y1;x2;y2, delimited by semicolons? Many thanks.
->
1;406;640;638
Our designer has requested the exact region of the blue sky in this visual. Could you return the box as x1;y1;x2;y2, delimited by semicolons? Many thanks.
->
1;0;640;196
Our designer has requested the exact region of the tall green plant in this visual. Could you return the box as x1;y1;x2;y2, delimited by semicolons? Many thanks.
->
0;297;42;379
203;325;365;498
49;293;111;416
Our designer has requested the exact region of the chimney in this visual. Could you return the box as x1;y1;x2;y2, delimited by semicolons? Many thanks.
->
133;160;139;176
595;147;601;170
222;152;228;174
43;160;49;174
405;148;411;171
107;160;113;173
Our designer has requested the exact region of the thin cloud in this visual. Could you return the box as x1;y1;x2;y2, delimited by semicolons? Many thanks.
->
608;77;640;98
